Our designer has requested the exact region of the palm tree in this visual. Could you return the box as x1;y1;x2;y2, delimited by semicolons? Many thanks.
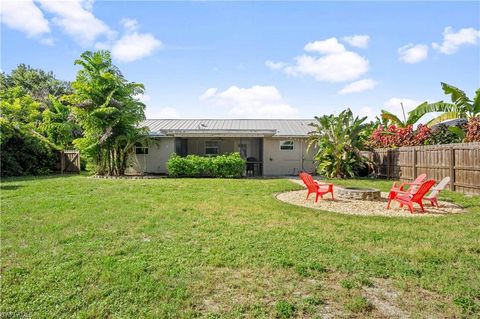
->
408;82;480;126
307;109;368;178
71;50;147;175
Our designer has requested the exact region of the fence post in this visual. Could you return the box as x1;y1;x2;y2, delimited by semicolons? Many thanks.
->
413;147;417;179
60;151;65;174
76;152;81;173
386;150;390;179
450;146;455;191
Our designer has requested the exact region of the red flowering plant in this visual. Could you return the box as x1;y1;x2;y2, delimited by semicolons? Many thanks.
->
465;116;480;142
368;124;432;148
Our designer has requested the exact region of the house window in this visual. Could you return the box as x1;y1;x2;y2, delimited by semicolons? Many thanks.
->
135;146;148;154
280;140;294;151
205;140;219;155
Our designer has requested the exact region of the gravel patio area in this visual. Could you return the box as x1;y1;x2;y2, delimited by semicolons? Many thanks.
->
278;179;465;217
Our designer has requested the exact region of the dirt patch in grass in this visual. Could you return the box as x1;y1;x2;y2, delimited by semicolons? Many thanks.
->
361;278;456;318
187;267;454;318
188;266;325;318
276;189;464;217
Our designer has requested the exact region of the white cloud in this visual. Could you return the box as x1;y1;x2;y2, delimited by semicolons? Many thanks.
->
398;43;429;63
339;78;377;94
284;52;369;82
432;26;480;54
1;1;162;62
199;88;218;101
121;18;139;32
342;35;370;48
0;0;50;37
304;38;346;54
146;107;180;119
199;85;298;118
265;60;287;70
111;32;162;62
268;37;370;82
37;0;114;45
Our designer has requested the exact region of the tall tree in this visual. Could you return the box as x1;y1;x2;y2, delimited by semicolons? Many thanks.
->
70;50;147;175
0;86;57;176
4;64;72;107
1;64;77;149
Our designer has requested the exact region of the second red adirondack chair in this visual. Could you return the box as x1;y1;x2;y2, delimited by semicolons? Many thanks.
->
299;172;334;202
387;179;436;214
389;173;427;194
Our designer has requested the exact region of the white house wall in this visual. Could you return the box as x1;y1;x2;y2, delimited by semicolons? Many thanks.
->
132;137;174;174
130;136;315;176
263;137;315;176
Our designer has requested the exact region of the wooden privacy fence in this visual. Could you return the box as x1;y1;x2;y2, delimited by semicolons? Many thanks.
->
361;143;480;195
59;150;80;174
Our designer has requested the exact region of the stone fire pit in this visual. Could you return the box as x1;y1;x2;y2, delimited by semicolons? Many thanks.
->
336;187;381;201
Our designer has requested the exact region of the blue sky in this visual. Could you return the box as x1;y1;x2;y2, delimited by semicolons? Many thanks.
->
1;1;479;121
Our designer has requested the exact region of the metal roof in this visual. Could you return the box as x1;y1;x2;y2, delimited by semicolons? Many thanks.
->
140;119;315;137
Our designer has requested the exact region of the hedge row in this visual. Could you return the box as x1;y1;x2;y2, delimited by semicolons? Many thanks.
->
166;153;246;178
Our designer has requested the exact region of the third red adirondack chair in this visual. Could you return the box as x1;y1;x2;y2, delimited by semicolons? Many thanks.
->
299;172;334;202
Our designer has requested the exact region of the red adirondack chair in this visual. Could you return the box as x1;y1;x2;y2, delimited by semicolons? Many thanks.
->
389;173;427;195
387;179;436;214
299;172;334;202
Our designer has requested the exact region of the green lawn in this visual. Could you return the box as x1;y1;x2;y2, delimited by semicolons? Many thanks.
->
1;175;479;318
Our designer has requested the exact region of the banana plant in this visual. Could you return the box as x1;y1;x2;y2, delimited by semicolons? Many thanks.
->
380;102;423;128
408;82;480;126
307;109;368;178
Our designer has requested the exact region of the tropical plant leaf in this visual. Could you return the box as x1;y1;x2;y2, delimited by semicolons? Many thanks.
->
473;88;480;115
448;126;465;141
381;110;404;127
441;82;471;107
408;101;454;121
427;111;461;126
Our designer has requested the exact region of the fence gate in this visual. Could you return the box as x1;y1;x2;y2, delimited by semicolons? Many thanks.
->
60;150;80;174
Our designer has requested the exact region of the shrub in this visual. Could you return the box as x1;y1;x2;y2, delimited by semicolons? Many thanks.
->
368;124;432;148
0;124;57;176
424;124;463;145
465;116;480;142
167;153;245;178
308;109;368;178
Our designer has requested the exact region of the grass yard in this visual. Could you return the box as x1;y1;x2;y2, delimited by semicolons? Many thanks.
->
1;175;479;318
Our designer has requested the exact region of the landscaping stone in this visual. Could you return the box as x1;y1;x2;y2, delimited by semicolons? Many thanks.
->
336;187;381;201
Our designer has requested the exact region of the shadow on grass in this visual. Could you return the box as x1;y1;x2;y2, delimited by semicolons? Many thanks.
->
0;184;23;190
1;173;84;183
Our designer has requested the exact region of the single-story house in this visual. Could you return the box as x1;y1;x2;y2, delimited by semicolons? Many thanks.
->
130;119;317;176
